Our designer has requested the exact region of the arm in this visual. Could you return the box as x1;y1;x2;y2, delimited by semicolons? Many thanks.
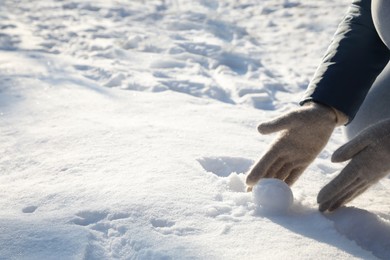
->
246;0;389;191
301;0;390;122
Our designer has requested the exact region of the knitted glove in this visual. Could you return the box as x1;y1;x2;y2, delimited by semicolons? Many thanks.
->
246;102;347;191
318;118;390;212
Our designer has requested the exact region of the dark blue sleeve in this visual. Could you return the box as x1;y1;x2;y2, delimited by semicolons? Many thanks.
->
300;0;390;121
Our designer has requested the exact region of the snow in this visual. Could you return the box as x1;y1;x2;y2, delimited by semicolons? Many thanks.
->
252;179;294;215
1;0;390;259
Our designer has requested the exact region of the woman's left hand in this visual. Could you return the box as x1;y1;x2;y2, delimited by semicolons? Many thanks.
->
318;119;390;212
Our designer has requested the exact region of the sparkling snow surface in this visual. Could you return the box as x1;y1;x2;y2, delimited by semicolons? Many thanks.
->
1;0;390;259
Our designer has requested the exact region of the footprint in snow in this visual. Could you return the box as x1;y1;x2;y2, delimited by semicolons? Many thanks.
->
71;210;132;227
71;210;133;238
150;218;199;236
71;210;108;226
22;206;38;213
197;156;253;192
197;156;253;178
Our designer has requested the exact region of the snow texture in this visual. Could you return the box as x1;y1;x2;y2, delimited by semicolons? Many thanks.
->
0;0;389;259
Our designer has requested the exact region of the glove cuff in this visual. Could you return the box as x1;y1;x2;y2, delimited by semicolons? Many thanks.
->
329;106;349;126
304;101;348;126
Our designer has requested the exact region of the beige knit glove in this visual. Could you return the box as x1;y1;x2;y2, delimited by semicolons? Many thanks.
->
317;118;390;212
246;102;347;191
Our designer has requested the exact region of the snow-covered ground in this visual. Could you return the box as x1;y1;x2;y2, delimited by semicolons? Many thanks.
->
1;0;390;259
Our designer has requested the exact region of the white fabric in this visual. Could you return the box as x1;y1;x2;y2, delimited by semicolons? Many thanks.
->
372;0;390;49
345;0;390;139
345;61;390;139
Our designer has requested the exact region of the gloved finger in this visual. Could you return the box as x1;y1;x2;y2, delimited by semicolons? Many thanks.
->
265;159;290;179
343;184;371;205
284;166;305;186
246;149;280;186
318;200;333;212
257;112;297;134
246;162;293;191
324;180;366;211
331;131;371;163
274;163;293;180
317;160;360;205
328;183;370;211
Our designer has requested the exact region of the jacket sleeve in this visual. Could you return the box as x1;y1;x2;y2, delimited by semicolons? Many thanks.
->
300;0;390;121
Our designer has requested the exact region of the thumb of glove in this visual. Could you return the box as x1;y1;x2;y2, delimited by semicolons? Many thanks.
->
257;112;297;135
331;119;390;162
331;136;370;163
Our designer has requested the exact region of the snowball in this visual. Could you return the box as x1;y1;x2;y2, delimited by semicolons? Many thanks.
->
252;179;294;215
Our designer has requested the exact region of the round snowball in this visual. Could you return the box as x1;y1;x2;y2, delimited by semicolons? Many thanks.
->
252;178;294;214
